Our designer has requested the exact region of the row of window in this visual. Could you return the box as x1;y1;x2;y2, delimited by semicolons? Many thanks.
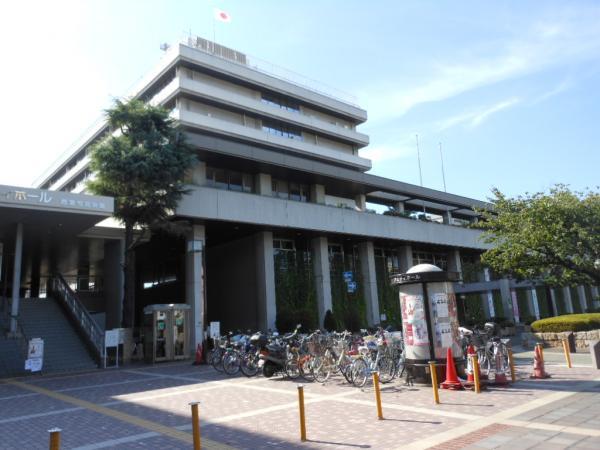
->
413;251;448;271
261;93;300;113
271;179;309;202
206;167;254;193
262;119;303;141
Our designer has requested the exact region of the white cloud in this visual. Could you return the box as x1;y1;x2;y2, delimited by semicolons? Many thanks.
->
360;143;414;163
436;97;521;131
531;78;573;105
364;8;600;123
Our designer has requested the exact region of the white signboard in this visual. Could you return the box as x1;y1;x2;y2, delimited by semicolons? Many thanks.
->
25;338;44;372
105;329;120;348
210;322;221;339
432;293;449;318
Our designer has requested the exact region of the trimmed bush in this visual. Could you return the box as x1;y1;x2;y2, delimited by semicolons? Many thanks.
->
531;313;600;333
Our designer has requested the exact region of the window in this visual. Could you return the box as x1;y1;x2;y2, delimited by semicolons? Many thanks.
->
262;119;303;141
274;239;295;251
272;179;309;202
261;93;300;113
206;167;254;193
413;251;448;271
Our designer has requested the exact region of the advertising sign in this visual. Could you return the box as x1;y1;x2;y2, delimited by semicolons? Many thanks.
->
25;338;44;372
210;321;221;339
400;294;428;346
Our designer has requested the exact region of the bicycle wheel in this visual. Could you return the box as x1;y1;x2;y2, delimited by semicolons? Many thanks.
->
314;355;334;383
351;358;369;388
210;349;224;372
377;355;395;383
339;356;354;383
223;351;240;375
240;353;259;377
285;357;300;379
300;355;316;382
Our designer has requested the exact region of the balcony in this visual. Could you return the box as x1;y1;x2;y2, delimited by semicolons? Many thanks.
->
176;186;489;250
172;108;372;171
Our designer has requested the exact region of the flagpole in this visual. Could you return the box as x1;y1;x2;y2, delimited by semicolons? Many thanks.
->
439;142;447;192
415;134;425;213
212;17;216;51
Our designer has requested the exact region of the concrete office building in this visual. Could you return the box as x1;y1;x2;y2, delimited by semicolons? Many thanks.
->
1;37;598;374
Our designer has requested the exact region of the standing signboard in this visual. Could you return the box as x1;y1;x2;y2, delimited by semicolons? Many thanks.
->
25;338;44;372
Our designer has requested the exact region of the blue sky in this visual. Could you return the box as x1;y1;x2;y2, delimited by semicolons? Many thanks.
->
1;1;598;201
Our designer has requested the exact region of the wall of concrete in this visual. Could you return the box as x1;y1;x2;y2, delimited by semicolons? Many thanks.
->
177;186;489;250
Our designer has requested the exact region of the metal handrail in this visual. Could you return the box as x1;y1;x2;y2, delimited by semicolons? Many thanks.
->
50;275;104;362
1;297;29;365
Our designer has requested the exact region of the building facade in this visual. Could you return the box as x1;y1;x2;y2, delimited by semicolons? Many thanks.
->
3;37;596;367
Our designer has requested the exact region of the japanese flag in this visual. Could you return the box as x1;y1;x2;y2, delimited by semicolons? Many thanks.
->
214;8;231;23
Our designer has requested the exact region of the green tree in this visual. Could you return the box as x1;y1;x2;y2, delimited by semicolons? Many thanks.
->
88;99;196;327
476;185;600;287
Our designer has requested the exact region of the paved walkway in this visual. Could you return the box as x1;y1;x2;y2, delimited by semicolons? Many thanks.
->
0;349;598;449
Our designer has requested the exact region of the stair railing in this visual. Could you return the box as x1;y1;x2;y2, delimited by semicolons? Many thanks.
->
49;275;104;363
1;297;30;370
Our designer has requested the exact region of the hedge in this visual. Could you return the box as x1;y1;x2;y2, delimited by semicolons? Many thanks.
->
531;313;600;333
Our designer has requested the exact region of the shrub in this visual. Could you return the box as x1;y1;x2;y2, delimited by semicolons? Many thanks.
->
531;313;600;333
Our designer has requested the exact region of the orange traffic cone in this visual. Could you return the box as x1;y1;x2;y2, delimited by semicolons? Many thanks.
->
441;348;464;390
463;345;486;390
530;344;550;379
492;351;509;386
192;343;203;366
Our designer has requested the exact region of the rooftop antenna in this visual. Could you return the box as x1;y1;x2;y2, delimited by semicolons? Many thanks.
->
415;134;426;213
439;142;447;192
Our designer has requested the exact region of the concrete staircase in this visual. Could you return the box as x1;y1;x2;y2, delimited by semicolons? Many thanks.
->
16;298;98;374
0;329;25;377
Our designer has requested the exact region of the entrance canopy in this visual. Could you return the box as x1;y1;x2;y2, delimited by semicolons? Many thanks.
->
0;184;113;244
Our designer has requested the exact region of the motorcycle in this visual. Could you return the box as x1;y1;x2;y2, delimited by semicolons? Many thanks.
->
258;324;301;378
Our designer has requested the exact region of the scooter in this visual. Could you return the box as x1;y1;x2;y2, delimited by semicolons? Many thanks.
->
258;324;301;378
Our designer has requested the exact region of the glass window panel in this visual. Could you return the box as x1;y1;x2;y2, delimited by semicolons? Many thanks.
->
242;174;253;192
289;182;301;201
228;171;243;191
214;168;228;190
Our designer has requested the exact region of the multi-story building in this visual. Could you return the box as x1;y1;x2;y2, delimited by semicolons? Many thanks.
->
2;37;598;373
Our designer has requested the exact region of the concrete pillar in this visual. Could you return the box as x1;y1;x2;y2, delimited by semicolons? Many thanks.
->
190;161;207;186
396;245;413;273
447;249;461;278
510;289;520;323
592;286;600;308
186;224;206;355
499;278;514;320
529;288;541;320
310;184;325;204
394;201;405;213
256;173;272;196
358;241;380;325
483;268;496;318
563;287;574;313
355;194;366;211
103;239;125;329
577;285;588;312
549;289;559;316
255;231;276;331
311;236;332;328
9;223;23;335
442;210;452;225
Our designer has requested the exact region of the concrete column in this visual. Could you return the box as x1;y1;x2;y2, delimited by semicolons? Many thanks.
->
549;289;559;316
311;236;332;328
255;231;276;331
256;173;272;196
310;184;325;204
442;210;452;225
529;288;541;320
358;241;380;326
103;239;125;329
499;278;514;320
563;287;574;313
186;224;206;355
510;289;520;323
355;194;366;211
396;245;413;273
483;268;495;318
592;286;600;308
394;201;405;213
577;285;588;312
447;249;462;277
190;161;206;186
9;223;23;335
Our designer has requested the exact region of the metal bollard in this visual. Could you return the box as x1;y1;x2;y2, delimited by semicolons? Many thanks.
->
429;361;440;404
471;354;481;394
189;402;201;450
297;384;307;441
48;428;61;450
508;348;516;382
372;371;384;419
562;339;572;369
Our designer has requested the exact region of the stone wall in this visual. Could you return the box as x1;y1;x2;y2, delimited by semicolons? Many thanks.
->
521;329;600;350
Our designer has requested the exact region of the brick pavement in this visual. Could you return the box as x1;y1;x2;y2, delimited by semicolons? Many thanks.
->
0;355;598;449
